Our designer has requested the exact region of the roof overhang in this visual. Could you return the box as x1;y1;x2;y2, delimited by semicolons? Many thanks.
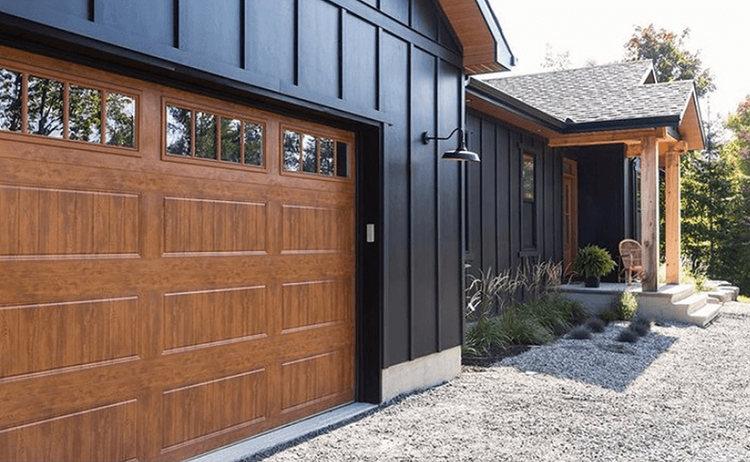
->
467;77;706;152
436;0;515;74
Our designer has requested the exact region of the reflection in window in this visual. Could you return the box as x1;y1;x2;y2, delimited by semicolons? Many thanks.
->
166;106;192;156
28;75;64;138
320;139;334;176
195;112;216;159
106;93;135;147
221;118;242;163
244;121;263;166
0;68;22;132
336;142;349;178
283;130;300;172
69;85;102;143
523;154;535;201
302;134;317;173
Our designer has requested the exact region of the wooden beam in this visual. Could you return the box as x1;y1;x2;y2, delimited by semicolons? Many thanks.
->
548;127;668;148
665;151;681;284
641;136;660;291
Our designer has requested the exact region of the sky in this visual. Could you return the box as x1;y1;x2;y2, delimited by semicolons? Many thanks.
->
487;0;750;122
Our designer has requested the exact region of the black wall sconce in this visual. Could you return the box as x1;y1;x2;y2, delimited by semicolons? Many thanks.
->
421;127;480;162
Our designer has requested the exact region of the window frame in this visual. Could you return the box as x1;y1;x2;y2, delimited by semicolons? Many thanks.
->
0;58;140;156
279;123;353;182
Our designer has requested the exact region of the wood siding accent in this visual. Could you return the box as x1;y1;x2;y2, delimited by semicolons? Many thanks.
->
0;48;355;462
465;110;563;278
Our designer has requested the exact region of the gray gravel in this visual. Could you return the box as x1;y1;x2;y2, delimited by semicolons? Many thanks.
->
260;303;750;461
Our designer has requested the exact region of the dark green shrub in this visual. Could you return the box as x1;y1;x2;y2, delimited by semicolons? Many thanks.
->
573;245;617;279
585;317;605;333
568;326;592;340
600;309;619;323
617;328;639;343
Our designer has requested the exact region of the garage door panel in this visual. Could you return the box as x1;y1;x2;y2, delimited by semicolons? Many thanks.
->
162;285;268;352
163;196;267;255
281;279;351;332
0;297;139;379
0;400;138;462
0;50;356;461
0;184;141;258
161;368;267;450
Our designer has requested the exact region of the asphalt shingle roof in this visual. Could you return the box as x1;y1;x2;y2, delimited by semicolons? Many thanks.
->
481;60;696;125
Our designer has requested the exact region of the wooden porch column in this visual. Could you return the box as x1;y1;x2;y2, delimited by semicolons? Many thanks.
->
641;136;660;291
665;151;682;284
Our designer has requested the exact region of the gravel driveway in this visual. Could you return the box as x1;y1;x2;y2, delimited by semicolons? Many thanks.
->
258;302;750;461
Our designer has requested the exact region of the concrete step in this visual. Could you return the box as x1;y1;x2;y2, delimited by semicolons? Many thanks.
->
687;303;722;327
636;291;714;326
648;284;696;303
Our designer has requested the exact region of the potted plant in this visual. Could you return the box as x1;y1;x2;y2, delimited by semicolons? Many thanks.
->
573;244;616;287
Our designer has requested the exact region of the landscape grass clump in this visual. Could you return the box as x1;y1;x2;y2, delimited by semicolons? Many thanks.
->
585;317;606;333
463;260;584;357
617;327;640;343
568;325;592;340
601;291;638;322
630;317;652;336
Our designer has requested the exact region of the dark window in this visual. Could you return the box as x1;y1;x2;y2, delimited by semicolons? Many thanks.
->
522;153;536;249
194;111;216;159
336;142;349;178
166;105;192;156
244;121;263;166
220;118;242;163
283;129;349;179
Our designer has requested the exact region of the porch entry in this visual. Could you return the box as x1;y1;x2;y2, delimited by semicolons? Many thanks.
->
562;158;578;274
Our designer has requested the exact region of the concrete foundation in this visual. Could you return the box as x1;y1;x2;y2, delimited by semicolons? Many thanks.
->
381;346;461;402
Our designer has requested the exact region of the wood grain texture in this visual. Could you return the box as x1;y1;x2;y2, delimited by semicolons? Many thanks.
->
161;369;267;449
163;286;268;351
665;152;681;284
0;48;356;462
0;297;138;378
0;185;140;258
163;197;267;254
0;400;137;462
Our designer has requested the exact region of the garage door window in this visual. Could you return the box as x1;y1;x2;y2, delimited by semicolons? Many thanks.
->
165;103;264;167
283;129;349;178
0;65;136;148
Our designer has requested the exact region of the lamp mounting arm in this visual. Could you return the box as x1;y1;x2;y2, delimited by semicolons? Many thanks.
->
421;127;464;145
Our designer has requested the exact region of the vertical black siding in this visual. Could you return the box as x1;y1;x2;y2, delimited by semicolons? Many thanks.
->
344;14;378;110
246;0;296;85
381;31;411;366
97;0;174;46
466;110;564;278
437;59;461;350
410;47;438;359
380;0;409;24
181;0;242;67
299;0;340;99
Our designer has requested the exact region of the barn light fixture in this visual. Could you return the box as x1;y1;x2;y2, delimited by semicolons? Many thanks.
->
421;127;480;162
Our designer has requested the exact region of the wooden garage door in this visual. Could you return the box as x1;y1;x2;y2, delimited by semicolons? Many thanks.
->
0;47;355;462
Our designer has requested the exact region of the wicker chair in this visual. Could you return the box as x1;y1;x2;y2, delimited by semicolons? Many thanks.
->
619;239;644;285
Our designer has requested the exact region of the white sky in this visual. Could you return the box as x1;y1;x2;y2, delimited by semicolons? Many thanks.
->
487;0;750;122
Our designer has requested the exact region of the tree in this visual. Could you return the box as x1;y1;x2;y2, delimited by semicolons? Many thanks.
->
625;25;715;98
541;43;571;71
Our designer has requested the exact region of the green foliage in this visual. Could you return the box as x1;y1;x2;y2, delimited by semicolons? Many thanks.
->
495;308;554;346
599;309;619;323
463;318;508;356
573;245;616;278
600;292;638;322
625;25;715;98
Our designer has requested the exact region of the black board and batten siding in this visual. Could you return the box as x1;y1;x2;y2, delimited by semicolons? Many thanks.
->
0;0;467;398
465;110;564;280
